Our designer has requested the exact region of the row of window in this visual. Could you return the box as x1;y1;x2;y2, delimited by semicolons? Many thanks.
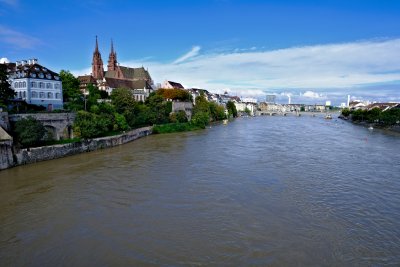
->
17;91;61;99
14;81;60;89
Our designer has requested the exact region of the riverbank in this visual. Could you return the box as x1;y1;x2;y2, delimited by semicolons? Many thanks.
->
339;116;400;134
1;126;152;170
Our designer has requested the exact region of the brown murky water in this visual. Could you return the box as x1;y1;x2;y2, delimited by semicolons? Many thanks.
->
1;116;400;266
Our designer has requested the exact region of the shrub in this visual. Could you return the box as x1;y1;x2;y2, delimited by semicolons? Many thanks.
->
14;116;46;147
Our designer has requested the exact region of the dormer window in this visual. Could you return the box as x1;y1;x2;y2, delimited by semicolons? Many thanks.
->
43;68;47;72
39;73;44;78
54;76;60;80
46;74;52;79
34;67;39;71
30;73;36;78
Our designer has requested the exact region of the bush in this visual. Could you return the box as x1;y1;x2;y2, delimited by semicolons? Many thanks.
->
153;122;201;134
14;116;46;147
191;111;209;128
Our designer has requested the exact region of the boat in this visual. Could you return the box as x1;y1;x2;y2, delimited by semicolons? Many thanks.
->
368;126;374;130
223;119;228;125
325;114;332;119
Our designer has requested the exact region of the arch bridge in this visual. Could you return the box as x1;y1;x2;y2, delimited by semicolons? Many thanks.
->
9;113;76;140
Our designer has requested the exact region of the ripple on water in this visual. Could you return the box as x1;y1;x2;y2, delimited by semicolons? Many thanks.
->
1;116;400;265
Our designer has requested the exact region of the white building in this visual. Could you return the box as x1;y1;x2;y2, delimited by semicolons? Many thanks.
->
5;59;63;110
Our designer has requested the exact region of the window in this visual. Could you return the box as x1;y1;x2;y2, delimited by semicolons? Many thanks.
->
14;82;18;88
22;81;26;88
18;91;22;98
54;76;60;80
39;73;44;78
23;91;26;98
46;74;52;79
31;81;37;88
40;92;45;98
55;93;60;99
32;91;38;98
46;83;52;89
30;73;36;78
39;82;44;88
19;82;23;88
55;83;59;89
47;92;53;99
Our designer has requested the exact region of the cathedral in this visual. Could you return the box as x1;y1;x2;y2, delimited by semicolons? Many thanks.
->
78;37;154;101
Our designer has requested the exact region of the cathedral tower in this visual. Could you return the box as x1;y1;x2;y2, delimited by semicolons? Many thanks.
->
107;39;118;71
107;39;123;78
92;36;104;80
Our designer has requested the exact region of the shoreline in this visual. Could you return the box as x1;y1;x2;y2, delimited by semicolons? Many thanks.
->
1;126;152;171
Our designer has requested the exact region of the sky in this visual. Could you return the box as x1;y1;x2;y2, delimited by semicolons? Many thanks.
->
1;0;400;105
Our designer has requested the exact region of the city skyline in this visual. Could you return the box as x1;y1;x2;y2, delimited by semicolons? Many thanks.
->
1;0;400;105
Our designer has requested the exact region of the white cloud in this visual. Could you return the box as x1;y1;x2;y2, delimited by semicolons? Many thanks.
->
302;91;324;98
73;38;400;101
0;25;42;49
173;46;201;64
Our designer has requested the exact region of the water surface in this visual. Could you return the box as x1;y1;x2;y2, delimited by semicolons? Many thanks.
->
1;116;400;266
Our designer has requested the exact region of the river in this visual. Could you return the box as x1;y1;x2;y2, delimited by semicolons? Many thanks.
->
1;115;400;266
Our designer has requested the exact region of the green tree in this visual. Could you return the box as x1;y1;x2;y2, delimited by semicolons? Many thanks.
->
73;111;111;139
226;101;238;118
341;108;351;117
86;83;101;110
145;93;170;124
209;102;226;121
191;111;209;128
0;64;16;108
60;70;81;103
14;116;46;147
366;107;381;123
111;88;136;113
176;110;188;123
193;94;210;115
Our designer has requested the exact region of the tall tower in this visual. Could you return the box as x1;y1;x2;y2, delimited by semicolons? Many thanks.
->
92;36;104;80
107;39;118;71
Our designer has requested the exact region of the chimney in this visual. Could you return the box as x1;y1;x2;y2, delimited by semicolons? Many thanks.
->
16;61;20;66
347;95;350;107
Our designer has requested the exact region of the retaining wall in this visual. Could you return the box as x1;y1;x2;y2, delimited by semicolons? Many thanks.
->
7;126;152;168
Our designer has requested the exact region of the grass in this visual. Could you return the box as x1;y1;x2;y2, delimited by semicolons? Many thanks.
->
152;122;203;134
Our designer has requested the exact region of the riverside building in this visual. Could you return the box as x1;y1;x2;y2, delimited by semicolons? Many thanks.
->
4;59;63;110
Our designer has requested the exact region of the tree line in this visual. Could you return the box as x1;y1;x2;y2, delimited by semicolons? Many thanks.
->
7;70;237;147
341;107;400;126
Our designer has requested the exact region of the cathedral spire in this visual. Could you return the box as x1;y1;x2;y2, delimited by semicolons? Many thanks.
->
108;39;118;73
95;35;99;52
92;35;104;80
110;39;114;54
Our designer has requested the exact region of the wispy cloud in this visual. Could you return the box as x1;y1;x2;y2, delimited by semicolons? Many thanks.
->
73;38;400;103
173;46;201;64
0;0;18;7
0;25;42;49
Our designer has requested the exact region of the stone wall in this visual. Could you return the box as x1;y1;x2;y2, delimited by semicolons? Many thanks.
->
9;126;152;168
0;140;14;170
0;112;10;131
172;101;193;120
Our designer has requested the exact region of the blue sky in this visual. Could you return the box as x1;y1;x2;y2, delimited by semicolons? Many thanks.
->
1;0;400;104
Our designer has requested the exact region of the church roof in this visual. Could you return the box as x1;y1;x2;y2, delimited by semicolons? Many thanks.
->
105;77;152;89
105;66;151;81
78;75;96;84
